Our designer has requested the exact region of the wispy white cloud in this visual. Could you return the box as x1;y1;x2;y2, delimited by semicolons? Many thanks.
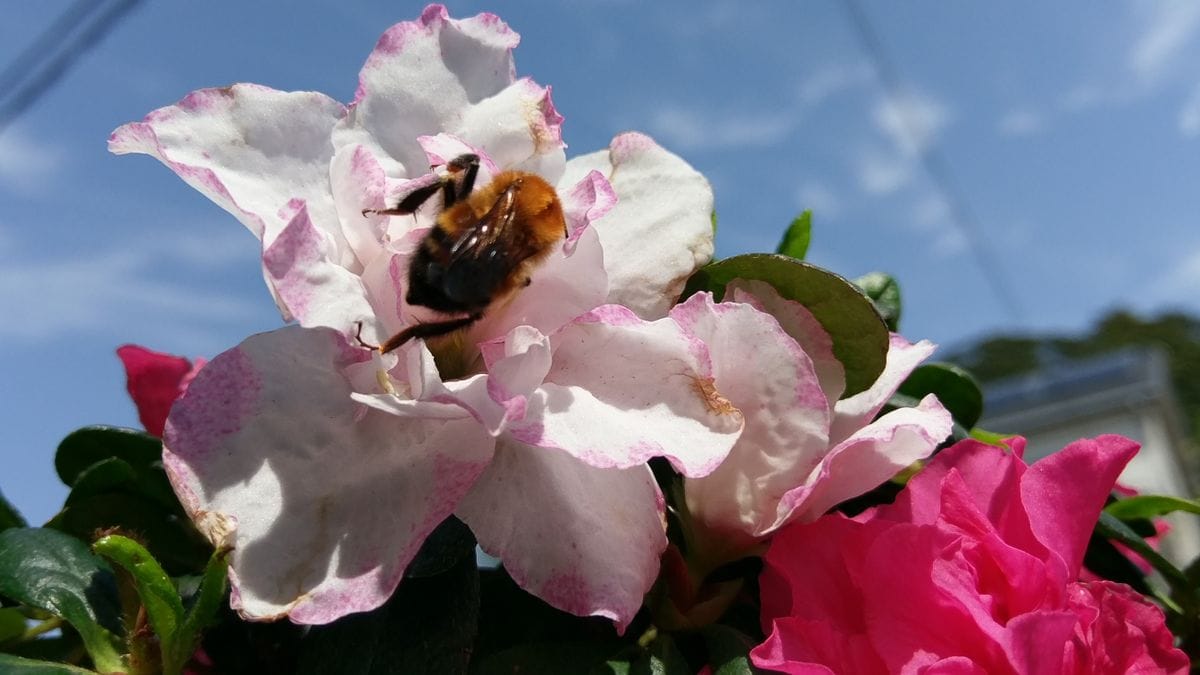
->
0;128;64;194
1148;246;1200;303
872;90;950;157
1180;83;1200;137
854;89;951;195
795;180;841;219
647;106;795;151
1129;1;1200;86
0;229;262;343
997;109;1045;137
796;63;872;108
646;62;871;152
856;148;913;195
909;193;966;258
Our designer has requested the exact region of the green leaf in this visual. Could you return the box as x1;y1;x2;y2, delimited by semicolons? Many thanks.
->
775;211;811;260
0;654;97;674
601;635;690;675
55;426;162;488
170;549;229;675
1096;512;1188;590
92;535;184;672
0;529;123;673
405;516;475;578
47;492;210;576
683;254;888;397
1105;495;1200;520
702;625;763;675
967;428;1010;447
473;641;621;675
0;488;26;532
298;522;479;675
63;458;139;507
854;272;902;331
0;606;27;644
1082;533;1152;595
897;363;984;430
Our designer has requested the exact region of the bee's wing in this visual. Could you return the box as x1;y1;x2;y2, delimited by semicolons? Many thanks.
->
445;184;522;268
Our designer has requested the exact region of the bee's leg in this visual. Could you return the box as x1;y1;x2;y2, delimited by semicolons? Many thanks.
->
362;180;443;217
353;321;380;350
379;312;485;354
442;154;480;206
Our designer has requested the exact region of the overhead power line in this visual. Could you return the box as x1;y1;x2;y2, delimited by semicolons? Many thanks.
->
840;0;1025;323
0;0;144;136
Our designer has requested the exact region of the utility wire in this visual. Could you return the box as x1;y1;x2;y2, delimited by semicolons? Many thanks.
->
0;0;144;136
840;0;1025;323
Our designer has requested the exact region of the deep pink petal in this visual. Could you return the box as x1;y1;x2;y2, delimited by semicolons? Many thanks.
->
752;617;885;675
455;440;666;632
116;345;199;437
1022;436;1139;578
1064;580;1188;674
163;325;494;623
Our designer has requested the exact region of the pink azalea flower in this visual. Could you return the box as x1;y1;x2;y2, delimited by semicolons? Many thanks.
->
116;344;204;437
680;279;953;564
110;6;740;629
752;435;1189;674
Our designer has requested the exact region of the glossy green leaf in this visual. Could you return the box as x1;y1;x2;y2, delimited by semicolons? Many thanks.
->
968;428;1010;447
47;492;210;575
0;488;26;532
1096;512;1187;590
0;606;27;644
702;625;763;675
62;458;138;507
683;254;888;396
0;529;123;673
0;654;97;674
92;535;184;672
897;363;984;430
169;549;229;675
298;526;478;675
1105;495;1200;520
56;426;161;487
775;211;811;260
601;635;690;675
854;272;902;331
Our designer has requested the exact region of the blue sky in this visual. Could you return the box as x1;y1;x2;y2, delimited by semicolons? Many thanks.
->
3;1;1200;523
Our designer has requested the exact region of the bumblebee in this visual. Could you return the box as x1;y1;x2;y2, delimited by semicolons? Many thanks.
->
365;154;566;353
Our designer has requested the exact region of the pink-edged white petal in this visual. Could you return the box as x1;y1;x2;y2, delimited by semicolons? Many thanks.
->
726;279;846;407
559;132;713;319
775;394;952;528
163;325;495;623
329;144;389;270
109;84;349;260
334;5;520;176
828;334;936;447
508;305;744;476
674;293;832;542
261;200;381;342
453;78;565;180
456;439;666;632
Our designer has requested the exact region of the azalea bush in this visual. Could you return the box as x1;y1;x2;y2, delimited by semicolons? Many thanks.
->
1;5;1198;674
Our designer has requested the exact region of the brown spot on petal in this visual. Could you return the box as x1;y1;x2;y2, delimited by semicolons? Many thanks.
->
692;376;739;416
195;510;237;552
